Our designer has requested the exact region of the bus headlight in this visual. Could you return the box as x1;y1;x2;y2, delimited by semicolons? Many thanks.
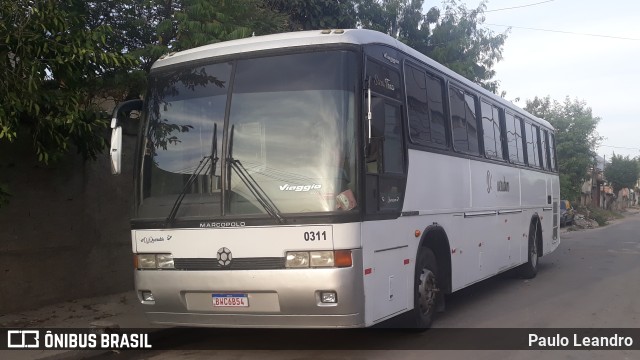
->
310;251;334;267
156;254;175;269
136;254;174;269
285;252;310;268
285;250;352;268
137;254;157;269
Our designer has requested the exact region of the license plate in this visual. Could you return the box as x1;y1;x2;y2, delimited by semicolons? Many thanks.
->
212;293;249;307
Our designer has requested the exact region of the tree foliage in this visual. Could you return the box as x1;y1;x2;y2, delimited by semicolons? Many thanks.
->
266;0;356;30
525;96;602;201
356;0;507;92
428;0;507;92
604;154;639;194
87;0;287;99
0;0;136;163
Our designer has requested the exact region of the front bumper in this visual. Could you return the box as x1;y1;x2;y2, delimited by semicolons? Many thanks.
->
135;249;365;328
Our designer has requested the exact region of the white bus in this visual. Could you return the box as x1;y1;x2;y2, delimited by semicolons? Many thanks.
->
110;29;560;329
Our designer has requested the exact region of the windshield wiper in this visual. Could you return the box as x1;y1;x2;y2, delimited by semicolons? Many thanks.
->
227;125;285;224
165;125;219;227
165;155;212;227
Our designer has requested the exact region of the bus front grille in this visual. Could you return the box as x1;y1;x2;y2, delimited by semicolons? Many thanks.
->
173;257;285;270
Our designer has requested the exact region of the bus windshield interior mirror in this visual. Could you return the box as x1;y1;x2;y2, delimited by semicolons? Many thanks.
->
110;99;143;175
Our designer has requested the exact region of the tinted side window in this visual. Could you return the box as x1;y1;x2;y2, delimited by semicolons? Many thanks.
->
405;66;430;145
525;122;540;167
449;86;479;155
540;129;549;170
426;73;447;147
405;65;447;148
549;133;557;171
481;100;504;160
505;112;524;164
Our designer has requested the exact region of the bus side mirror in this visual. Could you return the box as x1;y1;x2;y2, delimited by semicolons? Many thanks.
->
110;99;143;175
110;126;123;174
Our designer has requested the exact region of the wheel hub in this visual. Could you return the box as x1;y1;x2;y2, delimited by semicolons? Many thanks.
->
418;269;437;316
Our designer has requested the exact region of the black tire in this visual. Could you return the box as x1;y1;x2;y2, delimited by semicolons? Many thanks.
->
407;248;439;329
518;221;539;279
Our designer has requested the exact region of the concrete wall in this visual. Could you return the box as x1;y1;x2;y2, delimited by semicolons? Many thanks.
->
0;132;137;314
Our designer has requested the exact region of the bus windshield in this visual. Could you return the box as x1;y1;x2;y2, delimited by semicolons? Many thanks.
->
138;51;359;221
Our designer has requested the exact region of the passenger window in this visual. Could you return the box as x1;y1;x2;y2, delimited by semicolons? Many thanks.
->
505;112;524;164
449;86;479;155
426;74;446;146
540;129;549;170
525;122;540;167
404;64;447;148
481;100;504;160
549;133;557;171
405;66;430;145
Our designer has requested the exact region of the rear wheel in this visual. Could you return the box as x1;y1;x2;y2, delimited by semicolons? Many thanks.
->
518;221;539;279
408;248;439;329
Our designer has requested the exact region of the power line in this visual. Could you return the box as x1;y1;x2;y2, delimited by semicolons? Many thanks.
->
598;145;640;151
484;23;640;41
485;0;555;13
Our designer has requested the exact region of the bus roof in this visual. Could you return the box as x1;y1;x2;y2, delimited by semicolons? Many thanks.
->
153;29;552;130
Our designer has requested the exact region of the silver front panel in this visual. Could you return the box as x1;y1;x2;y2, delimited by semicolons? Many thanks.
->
135;249;364;328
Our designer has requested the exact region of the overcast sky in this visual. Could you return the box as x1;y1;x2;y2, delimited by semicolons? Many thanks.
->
454;0;640;159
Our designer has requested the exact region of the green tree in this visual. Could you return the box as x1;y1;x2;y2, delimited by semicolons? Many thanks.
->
0;0;136;164
266;0;356;30
356;0;507;92
428;0;507;92
85;0;288;100
525;96;602;201
604;154;639;194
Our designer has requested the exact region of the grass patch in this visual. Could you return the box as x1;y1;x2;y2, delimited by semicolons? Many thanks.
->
586;206;623;226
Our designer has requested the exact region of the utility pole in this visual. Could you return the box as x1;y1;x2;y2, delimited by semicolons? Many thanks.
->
591;157;597;207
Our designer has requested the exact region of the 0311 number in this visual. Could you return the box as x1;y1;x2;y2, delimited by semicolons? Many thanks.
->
304;231;327;241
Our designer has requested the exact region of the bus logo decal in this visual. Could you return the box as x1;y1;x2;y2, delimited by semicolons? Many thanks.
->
217;247;233;266
200;222;246;228
373;74;395;91
383;53;399;65
497;177;510;192
279;184;322;192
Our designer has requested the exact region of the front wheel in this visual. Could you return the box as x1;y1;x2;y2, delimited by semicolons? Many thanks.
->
518;221;539;279
407;248;439;329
